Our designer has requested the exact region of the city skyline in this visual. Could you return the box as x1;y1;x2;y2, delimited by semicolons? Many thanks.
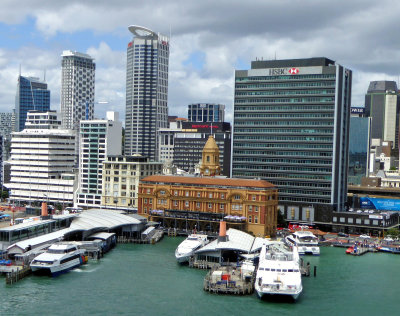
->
0;1;400;122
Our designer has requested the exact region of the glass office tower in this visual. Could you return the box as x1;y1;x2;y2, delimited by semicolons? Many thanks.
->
125;25;169;160
15;76;50;131
232;58;352;218
188;103;225;122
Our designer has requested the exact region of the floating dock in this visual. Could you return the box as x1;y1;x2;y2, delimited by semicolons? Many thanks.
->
203;264;255;295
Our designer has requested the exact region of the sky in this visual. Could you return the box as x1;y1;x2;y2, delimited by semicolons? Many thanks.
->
1;0;400;123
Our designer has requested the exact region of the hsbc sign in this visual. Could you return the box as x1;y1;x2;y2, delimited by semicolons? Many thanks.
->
269;68;300;75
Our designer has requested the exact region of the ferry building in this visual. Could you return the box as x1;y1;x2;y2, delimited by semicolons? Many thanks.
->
138;136;278;236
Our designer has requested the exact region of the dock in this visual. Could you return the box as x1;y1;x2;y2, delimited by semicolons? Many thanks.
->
203;265;254;295
117;228;164;244
5;266;31;285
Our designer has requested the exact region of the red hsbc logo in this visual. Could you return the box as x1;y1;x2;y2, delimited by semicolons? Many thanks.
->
289;68;299;74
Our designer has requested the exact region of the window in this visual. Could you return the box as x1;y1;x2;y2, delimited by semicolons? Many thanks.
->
252;195;256;201
197;192;201;197
208;202;212;209
255;206;259;212
254;216;258;224
185;201;189;207
221;193;225;199
147;189;150;193
174;201;178;206
144;198;147;204
160;190;165;195
174;191;178;196
144;207;147;214
234;194;240;200
196;202;200;208
249;215;252;223
209;193;213;198
220;204;224;210
149;199;152;205
249;205;253;211
185;191;189;197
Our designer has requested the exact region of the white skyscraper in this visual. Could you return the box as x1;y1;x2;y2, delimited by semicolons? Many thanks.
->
124;25;169;160
60;50;96;131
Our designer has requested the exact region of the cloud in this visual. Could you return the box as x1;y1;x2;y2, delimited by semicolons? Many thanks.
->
1;0;400;122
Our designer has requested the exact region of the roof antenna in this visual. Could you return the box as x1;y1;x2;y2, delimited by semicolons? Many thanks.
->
44;69;46;82
19;64;21;76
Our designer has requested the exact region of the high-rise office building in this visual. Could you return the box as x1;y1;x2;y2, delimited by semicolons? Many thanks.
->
76;111;122;207
6;111;76;204
125;25;169;160
15;76;50;131
173;121;231;176
232;57;352;222
188;103;225;122
60;50;96;131
364;81;399;151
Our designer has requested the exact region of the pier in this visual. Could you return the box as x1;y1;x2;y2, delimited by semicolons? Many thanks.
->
5;266;31;285
203;265;254;295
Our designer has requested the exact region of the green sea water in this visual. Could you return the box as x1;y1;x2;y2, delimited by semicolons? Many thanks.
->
1;237;399;316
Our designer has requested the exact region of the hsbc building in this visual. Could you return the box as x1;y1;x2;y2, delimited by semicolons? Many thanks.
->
232;57;352;226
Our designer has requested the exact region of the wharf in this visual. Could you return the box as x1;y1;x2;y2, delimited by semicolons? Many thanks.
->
348;246;377;256
117;229;164;244
203;265;254;295
4;266;31;285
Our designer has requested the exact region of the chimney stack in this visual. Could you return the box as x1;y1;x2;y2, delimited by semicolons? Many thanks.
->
41;202;48;217
218;221;228;242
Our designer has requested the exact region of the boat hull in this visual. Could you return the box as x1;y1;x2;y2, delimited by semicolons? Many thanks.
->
256;288;302;300
31;257;83;277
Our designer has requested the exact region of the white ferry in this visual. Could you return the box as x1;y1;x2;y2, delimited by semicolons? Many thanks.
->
285;231;320;255
175;234;209;263
255;242;302;300
30;243;86;276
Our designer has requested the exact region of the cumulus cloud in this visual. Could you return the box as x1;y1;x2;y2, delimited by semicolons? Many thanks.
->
1;0;400;121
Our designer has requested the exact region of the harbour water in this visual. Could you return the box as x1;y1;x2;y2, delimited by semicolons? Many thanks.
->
1;237;399;315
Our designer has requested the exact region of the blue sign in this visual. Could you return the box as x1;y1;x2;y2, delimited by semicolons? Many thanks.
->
360;197;400;211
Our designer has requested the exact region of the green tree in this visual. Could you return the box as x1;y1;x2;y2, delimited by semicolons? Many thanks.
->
387;228;399;238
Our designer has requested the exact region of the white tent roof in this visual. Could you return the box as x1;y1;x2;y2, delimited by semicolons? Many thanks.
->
69;209;142;231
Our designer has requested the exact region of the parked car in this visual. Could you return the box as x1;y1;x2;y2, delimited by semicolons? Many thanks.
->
338;232;349;237
359;234;371;239
384;237;394;242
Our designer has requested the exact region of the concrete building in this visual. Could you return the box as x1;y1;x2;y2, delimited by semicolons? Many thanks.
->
101;155;163;211
60;50;96;131
0;112;15;162
124;25;169;160
173;121;231;176
188;103;225;122
15;76;50;132
232;57;352;223
158;118;186;163
6;111;76;205
365;81;399;152
76;111;122;207
138;136;278;237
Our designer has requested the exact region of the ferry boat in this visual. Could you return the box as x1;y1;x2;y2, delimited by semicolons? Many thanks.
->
285;231;320;255
30;243;86;276
255;242;302;300
175;234;209;263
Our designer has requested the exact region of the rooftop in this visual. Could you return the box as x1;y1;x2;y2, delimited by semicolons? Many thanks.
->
141;175;276;189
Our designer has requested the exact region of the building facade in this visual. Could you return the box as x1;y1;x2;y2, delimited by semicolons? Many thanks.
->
365;81;399;152
60;50;96;131
173;121;231;176
348;116;371;185
101;155;163;210
232;57;352;221
15;76;50;132
188;103;225;122
124;25;169;160
6;111;76;204
138;175;278;236
76;111;122;207
158;118;186;163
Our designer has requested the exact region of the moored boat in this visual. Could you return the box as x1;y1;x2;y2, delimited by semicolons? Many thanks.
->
175;234;209;263
30;243;86;276
255;242;302;300
285;231;320;255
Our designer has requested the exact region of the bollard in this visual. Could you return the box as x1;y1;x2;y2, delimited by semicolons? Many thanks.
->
314;266;317;277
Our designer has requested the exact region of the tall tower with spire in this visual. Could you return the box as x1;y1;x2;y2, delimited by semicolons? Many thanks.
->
199;135;220;176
